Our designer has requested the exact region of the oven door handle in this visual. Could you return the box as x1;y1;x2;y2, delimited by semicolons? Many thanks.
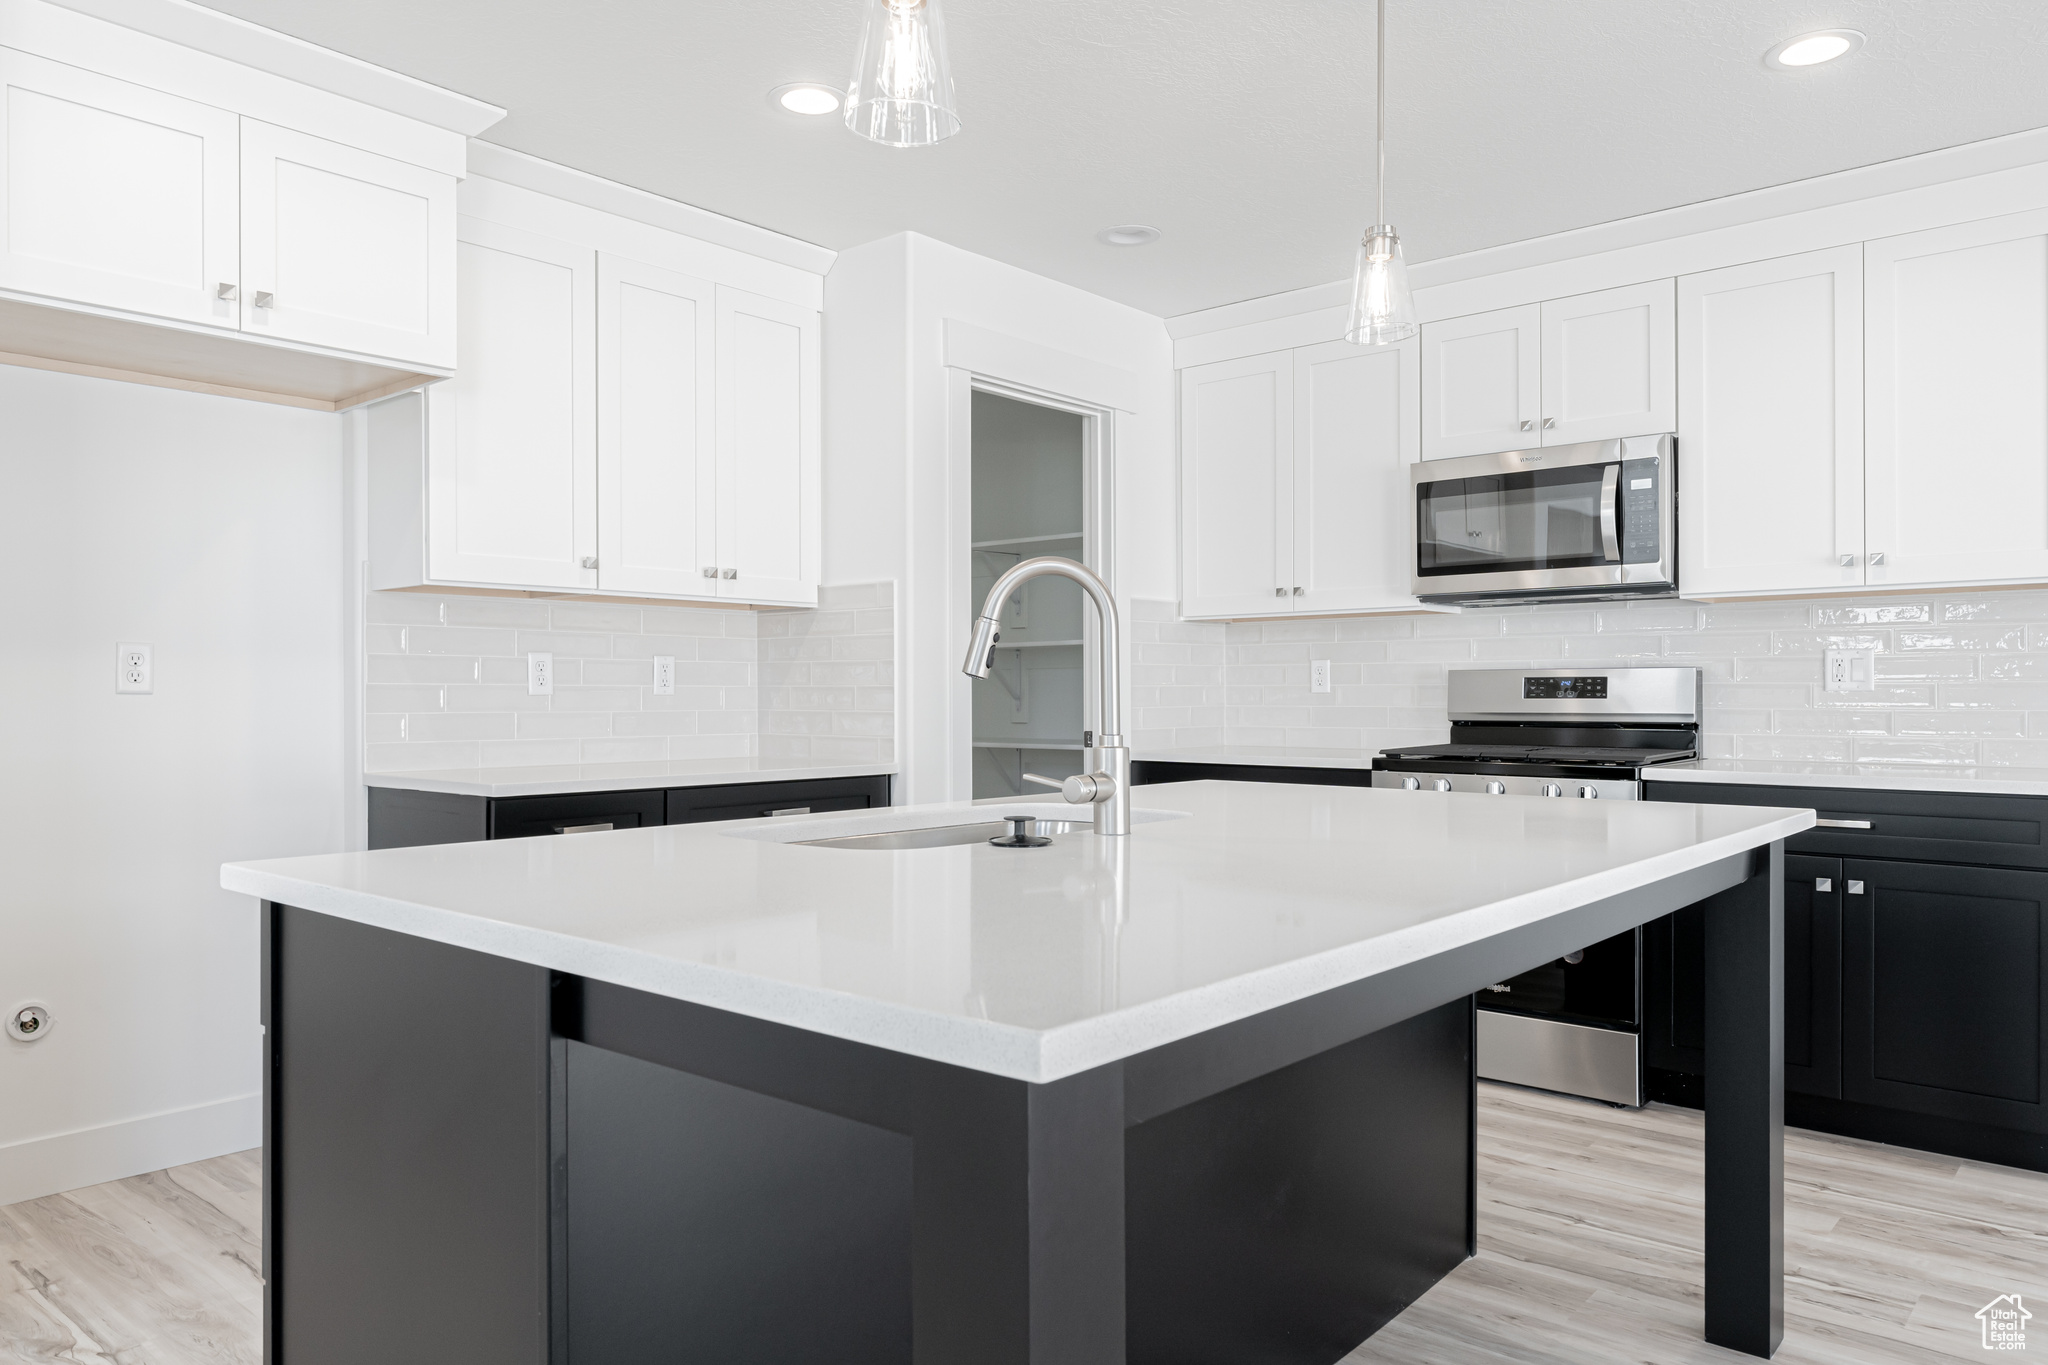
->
1599;464;1621;563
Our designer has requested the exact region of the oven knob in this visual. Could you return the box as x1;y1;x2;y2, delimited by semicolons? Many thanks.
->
1484;780;1506;795
1400;776;1420;790
1430;778;1453;792
1541;783;1563;798
1577;785;1600;799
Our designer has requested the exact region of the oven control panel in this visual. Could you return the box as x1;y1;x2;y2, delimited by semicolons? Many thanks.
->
1369;770;1640;801
1523;675;1608;700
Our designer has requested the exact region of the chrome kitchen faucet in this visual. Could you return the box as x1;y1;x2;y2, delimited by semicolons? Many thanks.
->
961;556;1131;836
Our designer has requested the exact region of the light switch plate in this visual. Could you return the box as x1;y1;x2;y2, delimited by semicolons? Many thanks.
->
1823;648;1876;692
116;643;152;694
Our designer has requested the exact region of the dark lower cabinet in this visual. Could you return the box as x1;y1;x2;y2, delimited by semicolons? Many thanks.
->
1842;858;2048;1134
368;773;892;849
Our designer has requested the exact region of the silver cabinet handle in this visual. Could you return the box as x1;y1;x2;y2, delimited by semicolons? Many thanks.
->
1542;416;1557;430
1292;585;1304;595
722;568;738;579
1519;419;1534;431
216;282;238;301
1274;587;1286;597
1847;880;1865;894
580;556;597;569
702;566;718;578
1869;552;1886;566
1815;818;1872;829
552;822;614;834
1599;464;1621;563
253;291;274;309
1815;877;1833;892
766;806;812;817
1838;554;1854;567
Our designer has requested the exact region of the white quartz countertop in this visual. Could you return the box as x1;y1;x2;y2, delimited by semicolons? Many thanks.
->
222;782;1809;1083
366;758;897;799
1133;744;1379;770
1645;759;2048;798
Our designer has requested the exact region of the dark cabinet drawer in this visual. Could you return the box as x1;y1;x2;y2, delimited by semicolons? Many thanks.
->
1646;853;1843;1098
666;776;892;826
490;790;666;840
1648;781;2048;870
1842;859;2048;1133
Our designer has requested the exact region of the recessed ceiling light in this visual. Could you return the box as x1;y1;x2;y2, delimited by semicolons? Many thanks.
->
1763;29;1865;70
1097;225;1161;247
771;83;842;116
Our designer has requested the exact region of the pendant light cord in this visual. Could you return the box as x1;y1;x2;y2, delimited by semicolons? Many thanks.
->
1375;0;1387;229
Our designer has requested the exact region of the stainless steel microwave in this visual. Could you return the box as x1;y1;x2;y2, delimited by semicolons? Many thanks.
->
1410;435;1676;605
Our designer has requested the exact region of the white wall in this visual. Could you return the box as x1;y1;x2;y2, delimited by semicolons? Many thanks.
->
0;366;345;1205
824;231;1175;804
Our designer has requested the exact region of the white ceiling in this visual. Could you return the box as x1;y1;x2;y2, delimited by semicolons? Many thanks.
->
195;0;2048;317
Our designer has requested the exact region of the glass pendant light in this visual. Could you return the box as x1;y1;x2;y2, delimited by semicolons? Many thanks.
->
1345;0;1418;345
845;0;961;147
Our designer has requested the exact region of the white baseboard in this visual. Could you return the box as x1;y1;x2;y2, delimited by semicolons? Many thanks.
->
0;1093;261;1208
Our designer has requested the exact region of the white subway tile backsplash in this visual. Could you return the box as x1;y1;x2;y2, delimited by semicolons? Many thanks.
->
1134;588;2048;767
364;582;894;773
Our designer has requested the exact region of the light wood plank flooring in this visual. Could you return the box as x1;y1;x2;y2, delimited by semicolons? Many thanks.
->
2;1088;2042;1363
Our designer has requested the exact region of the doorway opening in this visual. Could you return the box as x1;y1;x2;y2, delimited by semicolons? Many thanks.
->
968;391;1096;799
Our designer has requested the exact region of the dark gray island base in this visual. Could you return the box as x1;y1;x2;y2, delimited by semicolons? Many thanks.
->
259;845;1785;1364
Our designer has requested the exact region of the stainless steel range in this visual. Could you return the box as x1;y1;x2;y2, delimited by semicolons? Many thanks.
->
1370;666;1703;1106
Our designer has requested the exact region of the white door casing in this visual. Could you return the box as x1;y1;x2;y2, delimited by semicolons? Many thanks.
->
596;253;717;598
239;119;456;368
0;48;239;329
1420;303;1540;459
1866;209;2048;588
1678;247;1864;597
1540;279;1675;446
1291;335;1421;614
427;217;595;590
1179;350;1292;618
715;286;819;606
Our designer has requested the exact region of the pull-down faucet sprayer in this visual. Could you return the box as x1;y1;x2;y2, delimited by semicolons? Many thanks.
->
962;556;1130;835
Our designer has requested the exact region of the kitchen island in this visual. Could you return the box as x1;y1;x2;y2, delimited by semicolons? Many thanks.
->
222;780;1810;1364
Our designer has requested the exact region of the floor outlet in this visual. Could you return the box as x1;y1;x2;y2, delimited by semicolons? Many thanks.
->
116;643;152;694
1823;648;1876;692
1311;659;1332;694
528;652;553;696
652;655;675;696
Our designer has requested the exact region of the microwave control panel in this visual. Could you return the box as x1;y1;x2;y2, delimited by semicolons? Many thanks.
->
1621;458;1661;563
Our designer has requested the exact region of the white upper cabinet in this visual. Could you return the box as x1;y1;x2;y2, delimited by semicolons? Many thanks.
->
424;217;596;591
1421;303;1538;459
596;254;716;598
1678;247;1864;598
0;49;239;328
1179;351;1292;618
714;287;820;606
239;120;457;369
1291;336;1421;614
1540;280;1675;446
1865;210;2048;589
1422;283;1675;459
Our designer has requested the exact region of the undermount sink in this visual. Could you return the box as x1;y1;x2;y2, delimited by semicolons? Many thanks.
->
797;818;1089;850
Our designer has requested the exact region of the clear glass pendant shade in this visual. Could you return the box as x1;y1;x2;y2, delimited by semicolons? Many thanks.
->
1345;226;1418;345
844;0;961;147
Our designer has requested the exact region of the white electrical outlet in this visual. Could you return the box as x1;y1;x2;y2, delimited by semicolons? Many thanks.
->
116;642;152;694
1311;659;1332;694
1823;648;1877;692
528;652;554;696
652;655;676;695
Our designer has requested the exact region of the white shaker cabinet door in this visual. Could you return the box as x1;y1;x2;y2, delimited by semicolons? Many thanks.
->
1678;247;1864;597
0;49;239;328
1179;351;1292;618
239;120;457;368
1290;336;1421;614
1420;304;1540;458
714;286;819;606
427;218;596;590
1540;279;1674;446
596;254;717;599
1866;210;2048;589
